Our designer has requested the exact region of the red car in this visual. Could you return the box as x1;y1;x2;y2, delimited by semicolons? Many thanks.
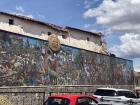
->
43;94;98;105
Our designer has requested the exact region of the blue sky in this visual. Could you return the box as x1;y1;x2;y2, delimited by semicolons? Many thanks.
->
0;0;102;28
0;0;140;71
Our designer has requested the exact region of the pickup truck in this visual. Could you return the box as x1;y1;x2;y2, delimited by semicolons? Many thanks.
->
93;88;140;105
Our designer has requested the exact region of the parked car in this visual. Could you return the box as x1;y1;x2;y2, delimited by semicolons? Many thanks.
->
43;94;99;105
93;88;140;105
135;88;140;98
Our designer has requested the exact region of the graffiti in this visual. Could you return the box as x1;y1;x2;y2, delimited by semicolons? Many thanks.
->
0;31;134;86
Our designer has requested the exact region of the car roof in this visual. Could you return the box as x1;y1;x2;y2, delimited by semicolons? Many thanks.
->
96;88;133;92
48;94;94;99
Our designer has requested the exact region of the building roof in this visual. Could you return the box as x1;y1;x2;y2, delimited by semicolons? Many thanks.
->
0;12;102;37
66;26;102;37
0;12;68;32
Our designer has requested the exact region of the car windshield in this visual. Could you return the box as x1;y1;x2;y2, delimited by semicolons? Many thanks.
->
94;89;116;96
117;91;137;98
44;97;70;105
76;97;98;105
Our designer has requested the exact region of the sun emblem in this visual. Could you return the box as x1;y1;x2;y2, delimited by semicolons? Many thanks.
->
48;34;60;52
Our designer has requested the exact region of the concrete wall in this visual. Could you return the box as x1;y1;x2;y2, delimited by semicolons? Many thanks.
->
0;14;102;53
0;85;135;105
67;29;101;52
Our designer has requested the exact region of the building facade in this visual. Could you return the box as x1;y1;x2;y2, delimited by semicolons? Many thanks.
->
0;12;103;53
0;12;135;105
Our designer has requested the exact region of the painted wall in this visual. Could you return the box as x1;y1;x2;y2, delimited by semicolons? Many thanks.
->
0;31;134;86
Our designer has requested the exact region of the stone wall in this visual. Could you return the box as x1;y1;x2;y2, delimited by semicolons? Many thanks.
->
0;85;135;105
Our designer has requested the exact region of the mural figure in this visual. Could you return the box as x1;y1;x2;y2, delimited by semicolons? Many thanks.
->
0;31;134;86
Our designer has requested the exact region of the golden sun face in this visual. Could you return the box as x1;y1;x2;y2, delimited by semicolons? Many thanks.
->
48;34;60;52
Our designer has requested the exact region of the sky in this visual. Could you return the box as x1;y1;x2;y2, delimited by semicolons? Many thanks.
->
0;0;140;71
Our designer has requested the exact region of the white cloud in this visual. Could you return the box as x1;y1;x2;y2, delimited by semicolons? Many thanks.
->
11;12;34;18
110;33;140;59
83;0;140;59
83;0;140;33
15;6;45;20
84;9;92;18
84;0;100;9
11;6;34;18
24;14;34;18
36;13;45;19
84;24;92;28
83;23;101;32
135;66;140;71
16;6;24;13
131;0;140;4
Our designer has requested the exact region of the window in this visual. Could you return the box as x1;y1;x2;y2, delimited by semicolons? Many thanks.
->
87;37;90;41
128;92;137;98
48;32;52;36
117;91;137;98
76;97;97;105
62;35;67;39
94;89;117;96
9;19;14;25
44;97;70;105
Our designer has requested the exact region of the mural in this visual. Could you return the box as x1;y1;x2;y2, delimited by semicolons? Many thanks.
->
0;31;134;86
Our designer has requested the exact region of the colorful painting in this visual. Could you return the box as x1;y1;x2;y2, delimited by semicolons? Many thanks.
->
0;31;134;86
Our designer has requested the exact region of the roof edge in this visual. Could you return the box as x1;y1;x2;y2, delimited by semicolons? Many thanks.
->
0;12;102;36
0;11;68;33
66;26;103;37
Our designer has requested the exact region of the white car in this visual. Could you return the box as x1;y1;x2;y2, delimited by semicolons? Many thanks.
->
93;88;140;105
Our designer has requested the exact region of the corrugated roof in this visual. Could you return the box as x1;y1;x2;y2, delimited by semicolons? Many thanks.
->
66;26;102;37
0;12;68;32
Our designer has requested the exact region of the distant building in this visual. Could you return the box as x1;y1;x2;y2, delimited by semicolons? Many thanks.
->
0;12;106;53
134;71;140;87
